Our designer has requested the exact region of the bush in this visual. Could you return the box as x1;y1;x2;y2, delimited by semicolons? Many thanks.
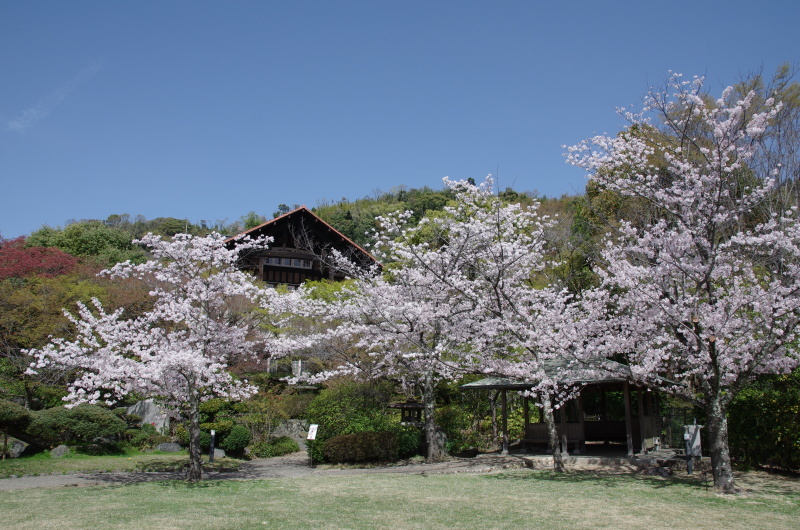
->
126;423;170;450
0;400;32;432
27;405;127;446
395;425;423;459
200;418;235;438
435;404;472;454
729;372;800;471
250;436;300;458
322;431;398;464
220;425;251;454
178;428;212;451
304;380;396;462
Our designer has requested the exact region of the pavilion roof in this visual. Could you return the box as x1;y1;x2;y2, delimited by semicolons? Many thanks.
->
461;358;680;391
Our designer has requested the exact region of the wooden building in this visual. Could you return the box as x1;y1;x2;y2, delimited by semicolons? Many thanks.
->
226;206;377;288
462;361;667;458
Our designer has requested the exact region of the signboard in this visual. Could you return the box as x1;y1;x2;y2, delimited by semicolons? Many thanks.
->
307;424;318;440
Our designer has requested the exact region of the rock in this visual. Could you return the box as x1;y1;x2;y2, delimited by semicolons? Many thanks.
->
273;419;310;450
156;442;183;453
51;445;70;458
3;440;26;459
213;448;225;459
127;400;170;433
273;419;309;439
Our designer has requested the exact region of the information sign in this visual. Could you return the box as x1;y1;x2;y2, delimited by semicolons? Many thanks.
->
307;424;318;440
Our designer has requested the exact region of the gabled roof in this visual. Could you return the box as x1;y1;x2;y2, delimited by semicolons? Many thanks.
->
225;206;378;266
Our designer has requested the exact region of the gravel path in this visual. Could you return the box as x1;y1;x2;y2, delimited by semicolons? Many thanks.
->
0;452;539;492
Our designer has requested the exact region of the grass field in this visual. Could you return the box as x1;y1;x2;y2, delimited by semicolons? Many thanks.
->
0;450;241;479
1;468;798;529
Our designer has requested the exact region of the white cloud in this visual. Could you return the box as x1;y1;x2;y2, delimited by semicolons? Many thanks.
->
7;62;102;132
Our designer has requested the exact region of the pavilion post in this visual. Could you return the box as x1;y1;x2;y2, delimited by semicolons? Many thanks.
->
637;388;647;454
623;382;634;457
560;401;568;455
576;394;585;454
501;389;509;455
523;395;530;426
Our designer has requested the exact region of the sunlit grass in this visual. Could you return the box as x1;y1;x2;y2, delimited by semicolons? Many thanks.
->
1;469;798;529
0;449;242;479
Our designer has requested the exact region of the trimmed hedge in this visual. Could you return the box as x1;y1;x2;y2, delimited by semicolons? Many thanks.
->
322;431;398;464
27;405;127;446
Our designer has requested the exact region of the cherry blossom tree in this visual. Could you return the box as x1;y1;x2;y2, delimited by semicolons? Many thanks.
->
567;74;800;493
27;233;285;482
294;178;577;466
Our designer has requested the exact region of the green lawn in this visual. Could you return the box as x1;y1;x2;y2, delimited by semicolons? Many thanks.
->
0;450;241;479
1;469;798;529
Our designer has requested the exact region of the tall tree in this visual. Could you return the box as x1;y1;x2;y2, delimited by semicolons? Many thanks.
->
27;233;286;482
294;178;572;466
567;73;800;493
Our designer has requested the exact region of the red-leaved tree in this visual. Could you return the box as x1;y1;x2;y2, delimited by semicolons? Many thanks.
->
0;237;77;280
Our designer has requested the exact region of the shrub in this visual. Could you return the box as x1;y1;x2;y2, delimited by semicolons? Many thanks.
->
729;371;800;471
67;405;128;443
178;428;212;451
250;436;300;458
28;405;127;446
395;425;423;459
113;408;143;429
220;425;251;454
126;423;170;450
0;400;32;432
200;418;235;438
322;431;398;464
304;380;396;462
435;404;472;454
281;393;314;419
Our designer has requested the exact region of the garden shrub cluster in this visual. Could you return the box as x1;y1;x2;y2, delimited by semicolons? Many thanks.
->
27;404;127;447
304;380;424;463
250;436;299;458
728;371;800;471
125;423;170;450
304;380;399;463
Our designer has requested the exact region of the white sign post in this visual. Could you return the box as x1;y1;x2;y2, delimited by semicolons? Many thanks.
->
307;424;318;467
209;429;216;463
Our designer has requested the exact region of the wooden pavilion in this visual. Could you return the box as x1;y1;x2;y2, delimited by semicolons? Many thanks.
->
462;361;666;458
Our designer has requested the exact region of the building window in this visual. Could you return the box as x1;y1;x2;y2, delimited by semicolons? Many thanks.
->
261;256;313;269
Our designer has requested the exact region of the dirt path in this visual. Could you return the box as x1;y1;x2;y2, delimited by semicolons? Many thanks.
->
0;452;535;491
2;452;793;496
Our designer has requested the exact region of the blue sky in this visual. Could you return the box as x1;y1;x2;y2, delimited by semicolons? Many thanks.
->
2;1;797;238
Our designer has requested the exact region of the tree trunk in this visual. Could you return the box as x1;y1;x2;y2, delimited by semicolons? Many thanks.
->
705;395;738;494
423;374;447;463
187;394;203;483
541;394;565;473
